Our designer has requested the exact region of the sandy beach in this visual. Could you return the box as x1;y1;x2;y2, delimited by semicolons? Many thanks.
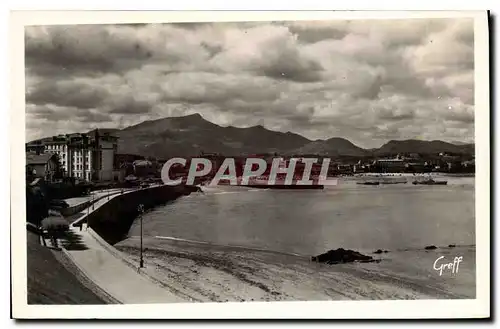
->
115;237;475;302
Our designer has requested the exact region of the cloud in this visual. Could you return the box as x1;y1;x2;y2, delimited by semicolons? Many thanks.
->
26;77;110;109
25;18;475;147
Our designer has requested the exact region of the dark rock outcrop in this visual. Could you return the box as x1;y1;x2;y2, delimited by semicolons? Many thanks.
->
448;244;456;248
312;248;375;265
425;245;438;250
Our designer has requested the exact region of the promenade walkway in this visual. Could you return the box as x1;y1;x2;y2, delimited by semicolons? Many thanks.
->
64;188;127;208
59;185;185;304
64;227;184;303
61;189;129;224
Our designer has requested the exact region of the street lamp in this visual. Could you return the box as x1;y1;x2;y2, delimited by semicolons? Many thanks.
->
84;196;90;231
138;203;145;268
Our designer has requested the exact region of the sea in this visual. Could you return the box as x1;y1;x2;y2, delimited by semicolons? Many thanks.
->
115;174;476;302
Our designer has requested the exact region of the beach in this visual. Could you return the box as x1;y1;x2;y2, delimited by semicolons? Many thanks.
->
115;175;475;301
116;237;475;302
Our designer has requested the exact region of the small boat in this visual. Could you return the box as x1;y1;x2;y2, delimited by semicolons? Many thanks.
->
357;181;380;186
244;176;324;190
246;183;324;190
412;179;448;185
380;181;407;185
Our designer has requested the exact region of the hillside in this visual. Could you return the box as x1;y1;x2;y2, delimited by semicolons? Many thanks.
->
288;138;368;157
29;114;475;158
114;113;311;158
375;140;474;156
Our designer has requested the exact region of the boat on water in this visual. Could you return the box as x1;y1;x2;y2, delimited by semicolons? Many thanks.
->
412;178;448;185
246;183;325;190
245;176;325;190
356;181;380;186
380;181;407;185
204;176;325;190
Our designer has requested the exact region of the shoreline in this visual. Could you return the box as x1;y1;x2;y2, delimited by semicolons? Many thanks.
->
115;236;476;302
32;182;475;304
118;178;475;301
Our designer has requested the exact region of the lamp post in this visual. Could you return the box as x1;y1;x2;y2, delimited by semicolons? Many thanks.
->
84;195;90;231
138;204;145;268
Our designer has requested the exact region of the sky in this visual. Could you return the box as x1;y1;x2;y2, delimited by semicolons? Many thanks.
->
25;18;475;148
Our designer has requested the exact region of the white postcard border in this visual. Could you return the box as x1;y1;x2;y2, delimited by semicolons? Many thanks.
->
10;10;490;319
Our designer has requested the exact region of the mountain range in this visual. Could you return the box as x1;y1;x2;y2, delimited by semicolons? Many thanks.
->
31;113;474;159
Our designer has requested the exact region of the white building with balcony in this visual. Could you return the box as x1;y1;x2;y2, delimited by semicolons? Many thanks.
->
26;129;119;182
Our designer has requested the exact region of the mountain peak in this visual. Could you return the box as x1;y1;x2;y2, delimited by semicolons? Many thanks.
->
327;137;349;142
291;136;367;156
168;112;215;127
173;113;207;123
183;113;204;119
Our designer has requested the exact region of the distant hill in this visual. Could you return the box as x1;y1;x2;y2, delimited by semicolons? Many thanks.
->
113;113;310;158
288;137;368;157
374;140;474;156
86;128;121;135
451;141;470;146
29;114;475;158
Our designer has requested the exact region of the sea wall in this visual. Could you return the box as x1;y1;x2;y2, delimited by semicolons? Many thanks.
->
60;201;91;217
84;185;196;245
60;191;122;217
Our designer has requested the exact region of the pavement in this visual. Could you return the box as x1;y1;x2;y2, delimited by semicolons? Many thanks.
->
66;188;141;226
61;188;134;224
64;189;128;207
57;185;185;304
63;227;185;303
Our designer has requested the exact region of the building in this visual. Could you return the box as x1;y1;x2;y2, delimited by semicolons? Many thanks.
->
26;152;61;182
353;163;372;173
132;159;156;178
336;164;353;175
405;162;427;173
461;160;475;173
26;129;119;182
115;153;145;178
115;153;145;166
408;153;421;159
372;158;406;172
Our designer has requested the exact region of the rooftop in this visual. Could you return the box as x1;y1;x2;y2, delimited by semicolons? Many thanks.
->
27;129;119;146
26;152;57;165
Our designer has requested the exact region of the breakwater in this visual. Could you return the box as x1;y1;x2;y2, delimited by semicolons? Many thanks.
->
84;185;197;245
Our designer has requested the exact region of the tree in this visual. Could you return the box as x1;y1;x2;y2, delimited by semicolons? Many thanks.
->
26;184;49;227
41;216;69;248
